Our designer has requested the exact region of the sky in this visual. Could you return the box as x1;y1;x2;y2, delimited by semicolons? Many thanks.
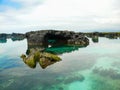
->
0;0;120;33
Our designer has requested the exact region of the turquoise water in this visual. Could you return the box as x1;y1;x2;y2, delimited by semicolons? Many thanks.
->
0;38;120;90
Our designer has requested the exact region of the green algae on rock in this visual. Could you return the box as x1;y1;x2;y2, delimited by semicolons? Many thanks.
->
21;48;61;69
43;52;61;61
39;57;58;69
21;54;36;68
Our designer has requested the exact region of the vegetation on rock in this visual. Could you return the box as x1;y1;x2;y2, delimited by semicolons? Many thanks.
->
21;48;61;69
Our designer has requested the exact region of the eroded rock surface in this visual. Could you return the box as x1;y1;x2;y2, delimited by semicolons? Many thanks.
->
26;30;89;47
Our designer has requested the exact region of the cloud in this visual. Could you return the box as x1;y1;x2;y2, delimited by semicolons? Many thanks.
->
0;0;120;33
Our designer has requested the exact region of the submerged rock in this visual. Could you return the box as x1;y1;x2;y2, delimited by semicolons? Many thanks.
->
90;74;120;90
112;61;120;69
64;74;85;84
56;73;85;85
21;48;61;69
93;67;120;79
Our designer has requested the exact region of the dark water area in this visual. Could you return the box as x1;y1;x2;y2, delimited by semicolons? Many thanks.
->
0;37;120;90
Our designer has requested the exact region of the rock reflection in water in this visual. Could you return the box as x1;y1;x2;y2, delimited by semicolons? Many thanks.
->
0;38;7;43
45;45;84;54
0;34;7;43
92;36;99;43
91;32;99;43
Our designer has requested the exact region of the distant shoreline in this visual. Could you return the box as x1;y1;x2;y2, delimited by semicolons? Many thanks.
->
0;29;120;34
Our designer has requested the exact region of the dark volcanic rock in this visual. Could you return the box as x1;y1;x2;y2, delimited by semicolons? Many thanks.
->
84;32;120;39
84;32;120;43
0;33;25;43
26;30;89;47
0;33;7;38
11;33;25;41
0;34;7;43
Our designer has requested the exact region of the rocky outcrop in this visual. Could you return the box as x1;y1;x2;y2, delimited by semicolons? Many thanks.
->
10;33;25;41
26;30;89;47
0;33;25;43
0;34;7;38
84;32;120;39
84;32;120;43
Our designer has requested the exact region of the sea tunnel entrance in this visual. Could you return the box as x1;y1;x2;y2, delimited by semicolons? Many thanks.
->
44;33;68;47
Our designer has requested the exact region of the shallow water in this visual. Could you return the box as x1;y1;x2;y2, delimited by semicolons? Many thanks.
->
0;38;120;90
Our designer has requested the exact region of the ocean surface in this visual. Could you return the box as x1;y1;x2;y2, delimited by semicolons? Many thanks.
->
0;37;120;90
